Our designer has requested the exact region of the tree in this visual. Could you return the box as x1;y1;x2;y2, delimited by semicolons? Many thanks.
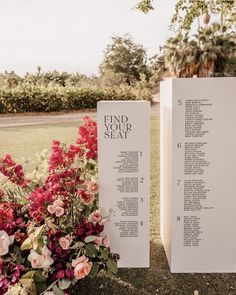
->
100;35;149;85
137;0;236;78
197;23;236;76
160;22;236;78
170;0;235;32
164;34;200;78
137;0;235;32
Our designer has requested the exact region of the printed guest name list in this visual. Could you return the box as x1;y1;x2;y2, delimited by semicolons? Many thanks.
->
98;101;150;268
161;77;236;272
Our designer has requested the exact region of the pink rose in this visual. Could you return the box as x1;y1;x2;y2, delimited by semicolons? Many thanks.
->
47;200;64;216
89;210;102;224
86;181;99;194
53;200;63;207
0;230;14;256
28;246;54;269
94;237;102;249
55;207;64;217
102;235;110;248
79;190;94;205
72;256;92;280
59;235;72;250
47;205;55;214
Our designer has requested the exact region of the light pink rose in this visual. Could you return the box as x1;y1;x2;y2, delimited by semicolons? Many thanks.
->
72;256;92;280
0;230;14;256
55;207;64;217
89;210;102;224
86;181;99;194
28;246;54;269
53;200;63;207
94;237;102;249
47;205;55;214
59;235;72;250
47;200;64;215
102;235;110;248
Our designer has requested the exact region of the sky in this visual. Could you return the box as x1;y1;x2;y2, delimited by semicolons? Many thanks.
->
0;0;177;76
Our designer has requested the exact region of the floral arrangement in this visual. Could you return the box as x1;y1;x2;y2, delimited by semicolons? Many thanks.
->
0;116;119;295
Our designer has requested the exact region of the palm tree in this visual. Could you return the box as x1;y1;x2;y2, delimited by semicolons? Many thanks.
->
198;23;236;77
164;34;200;78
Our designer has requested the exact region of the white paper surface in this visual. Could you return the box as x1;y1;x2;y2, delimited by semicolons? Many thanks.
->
161;77;236;272
98;101;150;268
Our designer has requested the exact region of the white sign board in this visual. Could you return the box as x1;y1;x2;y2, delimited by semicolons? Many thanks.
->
160;77;236;273
98;101;150;268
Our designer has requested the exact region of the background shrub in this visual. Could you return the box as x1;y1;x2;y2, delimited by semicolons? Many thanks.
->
0;84;151;113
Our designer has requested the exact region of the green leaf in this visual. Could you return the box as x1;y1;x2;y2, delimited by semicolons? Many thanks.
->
58;279;71;290
85;244;98;258
32;225;45;250
19;278;37;295
34;225;45;239
34;271;46;283
16;255;22;264
84;235;97;243
21;237;32;250
22;270;36;279
101;248;109;260
106;258;118;274
21;225;45;251
34;271;47;294
70;241;84;250
53;285;64;295
89;262;100;277
35;237;44;254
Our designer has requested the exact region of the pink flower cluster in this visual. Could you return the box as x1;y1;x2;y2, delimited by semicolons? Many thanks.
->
0;117;119;294
0;203;28;294
0;262;25;295
0;155;30;187
76;219;104;242
28;116;98;223
49;140;82;172
0;202;27;242
77;116;97;160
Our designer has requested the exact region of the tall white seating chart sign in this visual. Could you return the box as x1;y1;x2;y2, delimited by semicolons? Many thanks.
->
98;101;150;268
160;77;236;272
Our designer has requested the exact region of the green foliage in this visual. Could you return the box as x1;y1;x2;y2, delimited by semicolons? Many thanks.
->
161;22;236;77
106;257;118;275
135;0;235;82
0;83;151;114
136;0;235;34
21;270;47;294
21;225;45;251
100;35;149;86
171;0;235;32
0;68;151;113
58;279;71;290
85;244;98;258
136;0;154;13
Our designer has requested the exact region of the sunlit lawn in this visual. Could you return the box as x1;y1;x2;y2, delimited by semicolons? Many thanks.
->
0;117;236;295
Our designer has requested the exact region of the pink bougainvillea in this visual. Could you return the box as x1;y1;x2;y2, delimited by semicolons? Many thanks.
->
0;116;119;294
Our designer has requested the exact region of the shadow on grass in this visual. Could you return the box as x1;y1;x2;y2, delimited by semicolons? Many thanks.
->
74;241;236;295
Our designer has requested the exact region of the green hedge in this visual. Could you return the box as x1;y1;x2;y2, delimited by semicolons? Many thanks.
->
0;85;151;113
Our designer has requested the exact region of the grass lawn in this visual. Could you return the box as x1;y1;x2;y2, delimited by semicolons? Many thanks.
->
0;117;236;295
